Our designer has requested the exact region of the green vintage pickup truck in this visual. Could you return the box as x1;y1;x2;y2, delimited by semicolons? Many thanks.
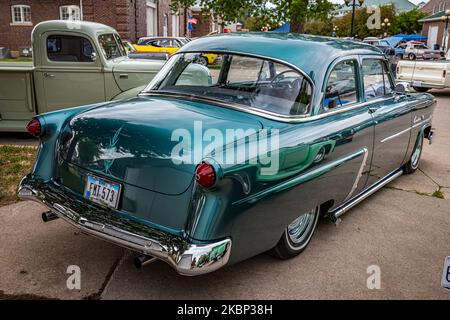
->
0;20;164;132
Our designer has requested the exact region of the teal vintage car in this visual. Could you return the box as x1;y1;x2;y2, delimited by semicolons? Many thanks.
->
18;33;436;276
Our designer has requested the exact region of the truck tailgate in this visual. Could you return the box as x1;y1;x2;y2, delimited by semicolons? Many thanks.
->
397;61;447;87
0;63;36;130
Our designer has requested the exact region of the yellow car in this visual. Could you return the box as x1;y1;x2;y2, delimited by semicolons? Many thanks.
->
134;37;218;65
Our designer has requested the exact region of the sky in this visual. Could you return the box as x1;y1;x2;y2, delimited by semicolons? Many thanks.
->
329;0;428;4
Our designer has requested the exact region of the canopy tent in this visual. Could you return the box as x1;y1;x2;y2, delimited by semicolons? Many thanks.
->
272;23;290;32
393;34;428;41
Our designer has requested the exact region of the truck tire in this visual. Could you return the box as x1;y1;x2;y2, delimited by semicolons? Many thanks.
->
408;53;416;60
413;87;429;93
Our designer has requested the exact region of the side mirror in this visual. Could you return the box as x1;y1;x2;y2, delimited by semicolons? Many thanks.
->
395;83;407;95
90;52;97;62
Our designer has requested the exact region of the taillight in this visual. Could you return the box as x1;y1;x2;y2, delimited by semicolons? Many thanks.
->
26;117;42;137
195;162;216;188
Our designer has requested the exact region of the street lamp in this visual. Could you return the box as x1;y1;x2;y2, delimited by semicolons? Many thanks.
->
441;9;450;52
381;18;391;37
344;0;365;38
332;26;339;37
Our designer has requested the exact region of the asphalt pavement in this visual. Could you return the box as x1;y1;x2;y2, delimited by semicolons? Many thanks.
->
0;90;449;300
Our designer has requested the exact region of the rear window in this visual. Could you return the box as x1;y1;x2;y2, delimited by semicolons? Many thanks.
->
47;35;95;62
144;53;313;117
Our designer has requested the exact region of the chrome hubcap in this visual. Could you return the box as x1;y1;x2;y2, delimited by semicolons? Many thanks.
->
287;209;317;244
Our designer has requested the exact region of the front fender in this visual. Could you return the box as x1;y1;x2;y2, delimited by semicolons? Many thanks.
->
111;85;146;101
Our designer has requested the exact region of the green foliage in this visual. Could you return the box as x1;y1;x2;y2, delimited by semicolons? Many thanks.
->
334;5;396;38
170;0;334;31
392;9;428;35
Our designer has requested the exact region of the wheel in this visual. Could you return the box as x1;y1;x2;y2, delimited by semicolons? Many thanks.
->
270;207;320;260
197;56;209;66
408;53;416;60
404;135;424;174
413;87;429;93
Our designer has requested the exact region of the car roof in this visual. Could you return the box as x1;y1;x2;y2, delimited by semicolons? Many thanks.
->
180;32;382;84
32;20;117;39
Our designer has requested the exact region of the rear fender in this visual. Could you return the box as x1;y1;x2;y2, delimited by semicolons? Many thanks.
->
32;102;111;181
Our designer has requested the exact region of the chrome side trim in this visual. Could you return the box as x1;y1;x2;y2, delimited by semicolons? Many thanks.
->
330;169;403;220
344;147;369;202
140;92;393;124
17;175;232;276
234;148;368;205
380;116;433;143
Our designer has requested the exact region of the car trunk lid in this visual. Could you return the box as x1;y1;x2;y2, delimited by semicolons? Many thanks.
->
59;96;263;195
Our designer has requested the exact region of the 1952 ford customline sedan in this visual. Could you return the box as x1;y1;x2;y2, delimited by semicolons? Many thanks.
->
18;33;436;276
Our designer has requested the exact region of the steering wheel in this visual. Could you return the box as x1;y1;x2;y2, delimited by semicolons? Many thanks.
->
269;70;299;87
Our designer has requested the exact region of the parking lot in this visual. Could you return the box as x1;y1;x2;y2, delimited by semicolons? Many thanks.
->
0;90;449;300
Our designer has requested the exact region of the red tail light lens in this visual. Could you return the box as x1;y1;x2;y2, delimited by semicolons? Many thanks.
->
26;118;42;137
195;162;216;188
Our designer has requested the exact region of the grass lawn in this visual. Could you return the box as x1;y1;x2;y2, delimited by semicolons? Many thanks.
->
0;145;37;207
0;58;33;63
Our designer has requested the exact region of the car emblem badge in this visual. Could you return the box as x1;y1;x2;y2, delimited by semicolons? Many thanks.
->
104;126;124;175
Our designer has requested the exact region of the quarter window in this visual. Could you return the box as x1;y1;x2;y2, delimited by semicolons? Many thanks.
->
11;5;32;24
60;5;81;21
323;60;359;111
47;35;95;62
362;59;394;100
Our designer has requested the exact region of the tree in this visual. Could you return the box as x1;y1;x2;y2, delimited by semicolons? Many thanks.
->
274;0;334;33
392;9;428;35
170;0;334;33
333;5;396;38
170;0;262;29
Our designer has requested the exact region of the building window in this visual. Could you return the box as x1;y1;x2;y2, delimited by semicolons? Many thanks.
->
439;1;445;12
11;5;32;25
60;5;81;21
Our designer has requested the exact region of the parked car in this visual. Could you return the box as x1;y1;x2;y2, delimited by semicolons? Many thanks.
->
397;49;450;92
133;37;186;55
123;40;169;61
0;21;164;132
134;36;217;66
18;34;435;276
404;41;444;60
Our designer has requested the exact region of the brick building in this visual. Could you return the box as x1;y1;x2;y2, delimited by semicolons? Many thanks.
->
0;0;192;51
419;0;450;49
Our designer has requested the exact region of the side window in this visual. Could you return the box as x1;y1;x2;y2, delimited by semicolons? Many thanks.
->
323;60;359;110
47;35;95;62
362;59;394;100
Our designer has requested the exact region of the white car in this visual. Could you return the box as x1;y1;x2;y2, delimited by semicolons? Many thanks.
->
404;42;444;60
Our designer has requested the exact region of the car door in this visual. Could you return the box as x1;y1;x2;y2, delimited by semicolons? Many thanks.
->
36;32;105;112
361;56;412;187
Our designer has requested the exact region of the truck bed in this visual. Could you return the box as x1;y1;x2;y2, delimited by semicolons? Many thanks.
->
0;62;36;132
397;60;449;89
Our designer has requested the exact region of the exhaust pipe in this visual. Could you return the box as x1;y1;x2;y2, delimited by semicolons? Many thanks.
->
42;211;59;223
134;255;157;269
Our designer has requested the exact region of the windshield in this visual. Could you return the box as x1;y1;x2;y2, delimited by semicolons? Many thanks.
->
144;52;313;116
98;33;127;60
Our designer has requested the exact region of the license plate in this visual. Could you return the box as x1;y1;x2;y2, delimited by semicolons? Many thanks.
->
84;175;121;209
412;81;422;87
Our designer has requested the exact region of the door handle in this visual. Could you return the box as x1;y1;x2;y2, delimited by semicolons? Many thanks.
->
44;72;55;79
368;107;378;114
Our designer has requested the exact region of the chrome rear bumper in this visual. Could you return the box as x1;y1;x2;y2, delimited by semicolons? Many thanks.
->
18;175;231;276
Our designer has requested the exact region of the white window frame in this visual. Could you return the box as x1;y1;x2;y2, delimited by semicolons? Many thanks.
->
60;5;81;21
11;5;32;26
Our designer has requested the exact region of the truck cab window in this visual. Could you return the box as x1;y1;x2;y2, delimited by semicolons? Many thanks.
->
362;59;394;100
323;60;359;111
98;34;126;60
47;35;95;62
